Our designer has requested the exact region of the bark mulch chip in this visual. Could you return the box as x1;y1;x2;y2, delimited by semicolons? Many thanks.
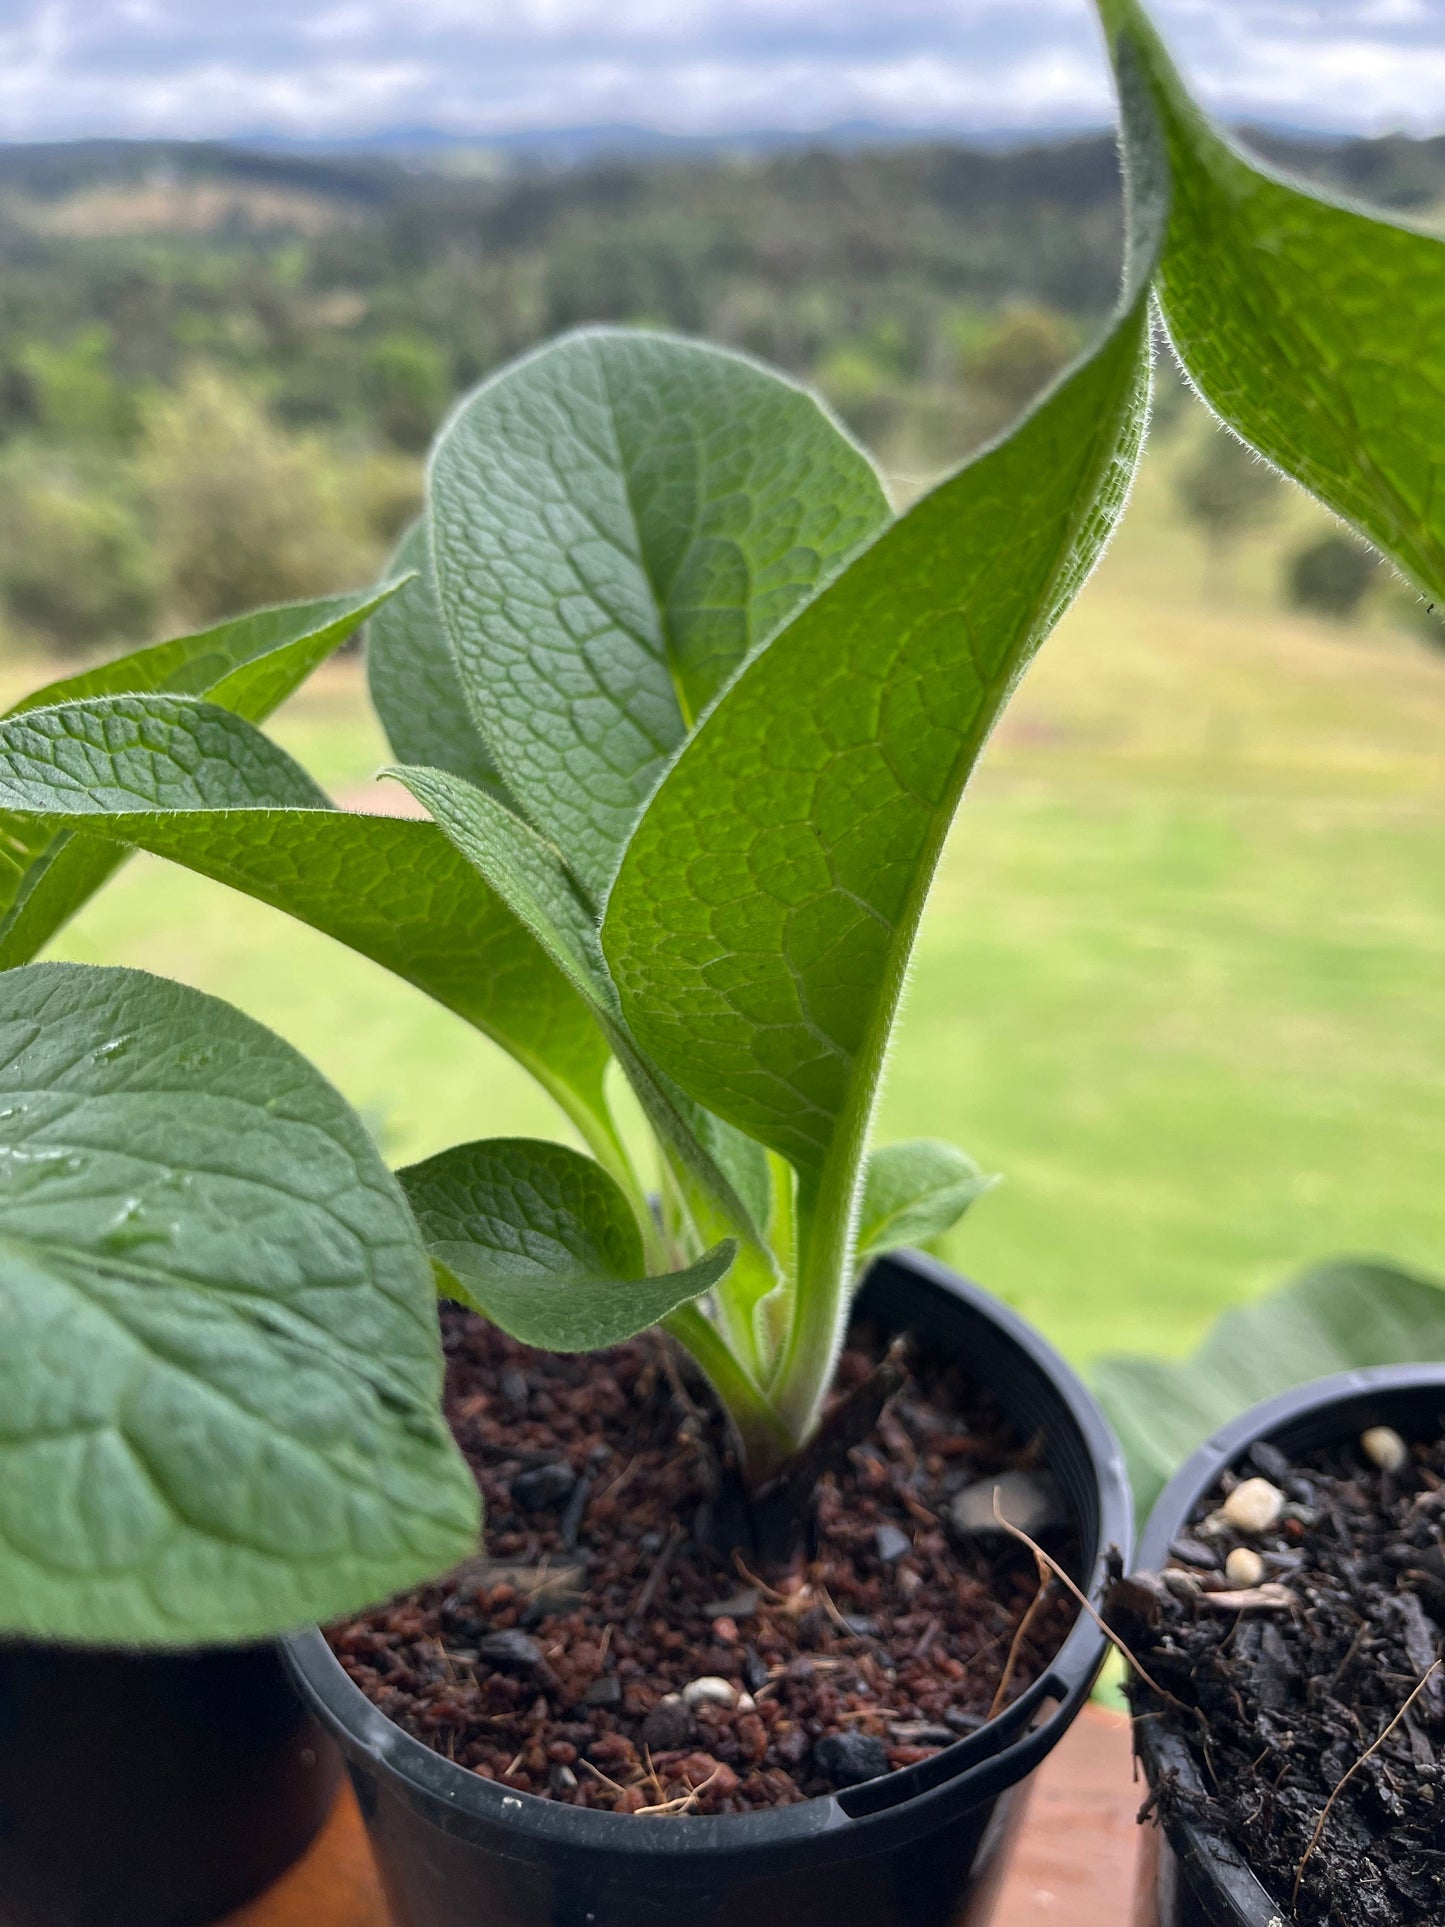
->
1113;1429;1445;1927
327;1307;1078;1815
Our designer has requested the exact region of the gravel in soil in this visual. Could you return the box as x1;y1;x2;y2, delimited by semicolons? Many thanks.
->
1114;1429;1445;1927
328;1307;1079;1815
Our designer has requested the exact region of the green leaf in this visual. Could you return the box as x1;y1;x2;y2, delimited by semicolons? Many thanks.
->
0;700;615;1146
856;1140;996;1262
399;1137;733;1352
1097;0;1445;607
429;327;891;897
1094;1258;1445;1518
3;589;390;725
0;961;479;1646
388;764;612;1006
687;1108;773;1251
603;209;1162;1195
367;520;507;799
0;588;395;969
603;156;1163;1435
388;762;773;1253
0;694;331;815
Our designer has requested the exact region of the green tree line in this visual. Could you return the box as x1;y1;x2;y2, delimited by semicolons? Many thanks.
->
2;128;1442;656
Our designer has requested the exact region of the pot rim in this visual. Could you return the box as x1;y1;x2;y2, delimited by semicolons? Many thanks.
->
1134;1362;1445;1927
285;1251;1133;1860
1137;1361;1445;1573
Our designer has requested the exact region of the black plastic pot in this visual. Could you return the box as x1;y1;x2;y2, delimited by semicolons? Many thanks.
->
0;1641;341;1927
1131;1364;1445;1927
286;1250;1132;1927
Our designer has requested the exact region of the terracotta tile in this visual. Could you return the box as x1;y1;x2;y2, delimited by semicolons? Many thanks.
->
216;1787;389;1927
993;1705;1142;1927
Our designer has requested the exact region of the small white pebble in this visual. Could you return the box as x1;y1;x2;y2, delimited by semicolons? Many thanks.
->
735;1692;756;1714
1221;1477;1285;1535
1225;1547;1266;1589
1361;1426;1409;1475
681;1675;737;1710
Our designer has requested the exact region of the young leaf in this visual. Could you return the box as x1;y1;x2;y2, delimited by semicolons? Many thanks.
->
0;587;395;969
3;588;391;724
603;303;1159;1140
1097;0;1445;606
855;1140;996;1263
604;268;1158;1191
399;1137;733;1351
0;961;479;1646
0;694;331;816
388;762;774;1255
428;328;891;897
0;700;615;1153
1095;1259;1445;1517
367;519;507;799
604;158;1163;1434
389;764;611;1006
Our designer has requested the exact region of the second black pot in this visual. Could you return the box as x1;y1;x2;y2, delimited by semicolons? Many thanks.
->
287;1250;1133;1927
0;1641;341;1927
1130;1364;1445;1927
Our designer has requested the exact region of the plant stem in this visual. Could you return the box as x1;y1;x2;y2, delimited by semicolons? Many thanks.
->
656;1137;771;1380
767;1158;860;1443
664;1301;797;1479
655;1152;699;1266
711;1242;771;1380
767;1151;796;1278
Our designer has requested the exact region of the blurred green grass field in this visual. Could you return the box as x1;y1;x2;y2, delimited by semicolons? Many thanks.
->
11;440;1444;1372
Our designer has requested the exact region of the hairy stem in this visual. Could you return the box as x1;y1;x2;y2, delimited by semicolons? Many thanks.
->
766;1151;797;1280
665;1301;797;1480
654;1139;769;1377
711;1243;774;1381
767;1158;860;1444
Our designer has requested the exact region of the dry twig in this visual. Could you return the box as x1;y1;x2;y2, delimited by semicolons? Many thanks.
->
988;1491;1193;1717
990;1552;1055;1719
1292;1660;1443;1909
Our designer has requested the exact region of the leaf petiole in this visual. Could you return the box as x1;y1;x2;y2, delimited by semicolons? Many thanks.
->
664;1301;798;1481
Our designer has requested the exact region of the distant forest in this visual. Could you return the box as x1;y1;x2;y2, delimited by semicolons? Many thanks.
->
1;127;1441;653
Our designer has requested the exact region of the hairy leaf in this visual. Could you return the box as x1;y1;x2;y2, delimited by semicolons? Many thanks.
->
603;148;1163;1433
367;520;506;798
0;695;331;815
389;764;611;1004
1095;1258;1445;1516
603;200;1162;1197
1098;0;1445;607
400;1137;732;1351
856;1140;996;1262
3;590;390;725
0;588;394;968
0;700;614;1140
0;962;479;1645
389;763;772;1252
428;328;891;897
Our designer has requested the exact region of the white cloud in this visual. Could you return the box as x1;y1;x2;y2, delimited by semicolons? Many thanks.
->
0;0;1441;141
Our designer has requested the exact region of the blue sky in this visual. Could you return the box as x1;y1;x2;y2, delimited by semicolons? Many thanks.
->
1;2;1443;143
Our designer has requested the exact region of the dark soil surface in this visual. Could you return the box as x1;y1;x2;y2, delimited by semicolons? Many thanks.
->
1114;1429;1445;1926
328;1306;1078;1815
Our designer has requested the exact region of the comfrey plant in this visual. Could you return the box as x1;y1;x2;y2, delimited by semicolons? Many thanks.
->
0;55;1168;1527
0;177;1160;1514
2;0;1441;1601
